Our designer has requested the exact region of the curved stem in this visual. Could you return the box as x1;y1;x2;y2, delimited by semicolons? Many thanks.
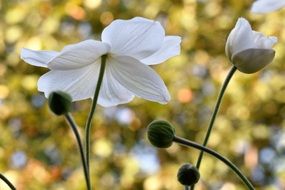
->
65;113;91;190
196;66;237;168
85;55;107;180
173;136;255;190
191;66;237;190
0;173;16;190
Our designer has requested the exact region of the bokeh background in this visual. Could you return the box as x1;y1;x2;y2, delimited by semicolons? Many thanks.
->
1;0;285;189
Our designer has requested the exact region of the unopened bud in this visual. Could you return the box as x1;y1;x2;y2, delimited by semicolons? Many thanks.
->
225;18;277;74
48;91;72;115
147;120;175;148
177;163;200;186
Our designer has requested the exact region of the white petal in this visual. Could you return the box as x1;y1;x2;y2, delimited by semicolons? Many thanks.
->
48;40;110;70
232;49;275;73
38;62;101;101
108;56;170;104
265;36;278;47
21;48;59;68
252;32;278;49
102;17;165;60
141;36;181;65
251;0;285;13
98;64;134;107
226;18;254;59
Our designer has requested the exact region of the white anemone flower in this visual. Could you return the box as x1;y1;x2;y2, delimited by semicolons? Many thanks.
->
251;0;285;13
225;18;277;74
21;17;181;107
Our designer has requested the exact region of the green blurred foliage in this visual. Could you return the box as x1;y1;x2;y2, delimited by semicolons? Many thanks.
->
0;0;285;189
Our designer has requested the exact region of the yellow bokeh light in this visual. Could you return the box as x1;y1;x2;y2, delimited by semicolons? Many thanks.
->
25;37;42;50
220;182;236;190
92;138;113;157
21;75;38;91
5;26;23;43
84;0;101;9
5;6;27;24
100;12;114;26
0;64;7;77
41;18;60;34
0;85;10;99
144;175;161;190
194;50;210;65
0;105;11;119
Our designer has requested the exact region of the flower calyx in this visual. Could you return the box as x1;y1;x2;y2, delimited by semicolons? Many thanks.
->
147;120;175;148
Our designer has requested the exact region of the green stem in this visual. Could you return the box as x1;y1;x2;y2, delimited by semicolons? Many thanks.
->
173;136;255;190
85;55;107;180
191;66;237;190
184;186;190;190
64;113;91;190
196;66;237;168
0;173;16;190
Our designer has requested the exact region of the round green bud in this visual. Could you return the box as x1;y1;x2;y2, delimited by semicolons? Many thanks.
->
147;120;175;148
177;163;200;186
48;91;72;115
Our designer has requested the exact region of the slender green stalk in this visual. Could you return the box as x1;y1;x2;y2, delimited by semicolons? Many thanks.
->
0;173;16;190
191;66;237;190
64;113;91;190
184;185;190;190
173;136;255;190
85;55;107;179
195;66;237;168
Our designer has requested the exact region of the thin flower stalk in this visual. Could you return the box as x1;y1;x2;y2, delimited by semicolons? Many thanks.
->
64;113;91;190
85;55;107;178
191;66;237;190
173;136;255;190
0;173;16;190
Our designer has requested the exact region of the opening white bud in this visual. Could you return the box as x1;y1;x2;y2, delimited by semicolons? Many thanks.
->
225;18;277;74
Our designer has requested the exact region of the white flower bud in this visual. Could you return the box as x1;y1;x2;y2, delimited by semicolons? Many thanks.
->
225;18;277;74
